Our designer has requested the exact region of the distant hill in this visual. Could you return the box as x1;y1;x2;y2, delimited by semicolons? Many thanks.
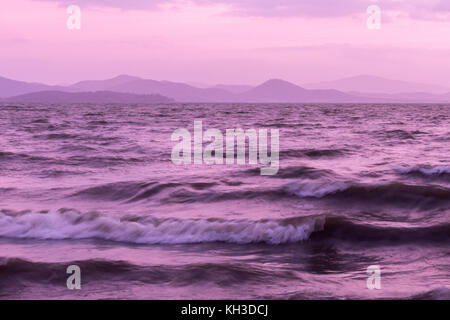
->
69;76;234;102
211;84;254;94
1;74;450;103
70;74;143;91
305;75;450;94
236;79;361;102
5;90;174;103
348;91;450;103
0;76;72;98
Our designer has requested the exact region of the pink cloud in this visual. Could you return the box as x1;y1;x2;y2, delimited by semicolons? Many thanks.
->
33;0;450;18
1;0;449;87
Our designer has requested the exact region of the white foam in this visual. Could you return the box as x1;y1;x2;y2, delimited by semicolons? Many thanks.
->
284;180;349;198
0;210;325;245
395;165;450;176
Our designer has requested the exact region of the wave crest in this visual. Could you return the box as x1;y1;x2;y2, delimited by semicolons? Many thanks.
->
0;210;325;245
395;165;450;181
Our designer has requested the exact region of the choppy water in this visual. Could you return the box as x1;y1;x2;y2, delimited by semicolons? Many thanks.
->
0;103;449;299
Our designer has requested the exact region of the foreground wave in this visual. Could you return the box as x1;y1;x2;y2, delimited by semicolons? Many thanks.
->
0;210;324;245
0;210;448;245
0;257;298;287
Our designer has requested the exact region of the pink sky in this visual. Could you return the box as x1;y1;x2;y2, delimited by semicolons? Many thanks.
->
1;0;450;86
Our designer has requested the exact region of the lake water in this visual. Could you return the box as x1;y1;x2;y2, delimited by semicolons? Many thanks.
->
0;102;449;299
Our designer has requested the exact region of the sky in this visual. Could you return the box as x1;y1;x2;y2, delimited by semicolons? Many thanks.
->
1;0;450;86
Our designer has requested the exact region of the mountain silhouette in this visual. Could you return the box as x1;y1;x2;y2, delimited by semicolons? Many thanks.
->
237;79;360;102
5;90;173;103
305;75;450;94
1;74;450;103
0;76;72;98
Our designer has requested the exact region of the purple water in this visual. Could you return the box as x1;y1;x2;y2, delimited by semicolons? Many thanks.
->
0;103;449;299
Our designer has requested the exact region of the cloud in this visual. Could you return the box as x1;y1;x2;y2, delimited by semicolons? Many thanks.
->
40;0;154;9
34;0;450;18
2;37;31;44
30;0;379;16
208;0;366;17
433;0;450;12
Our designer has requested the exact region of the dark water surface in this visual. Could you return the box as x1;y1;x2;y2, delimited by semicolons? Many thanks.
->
0;103;449;299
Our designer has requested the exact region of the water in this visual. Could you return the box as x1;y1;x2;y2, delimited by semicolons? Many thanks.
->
0;103;449;299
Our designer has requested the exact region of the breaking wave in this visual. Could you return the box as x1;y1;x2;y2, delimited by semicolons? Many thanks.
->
0;210;448;245
395;165;450;181
285;180;450;208
0;210;325;245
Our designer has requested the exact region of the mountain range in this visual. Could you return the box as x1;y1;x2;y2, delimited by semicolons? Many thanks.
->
305;75;450;94
1;74;450;103
4;90;173;103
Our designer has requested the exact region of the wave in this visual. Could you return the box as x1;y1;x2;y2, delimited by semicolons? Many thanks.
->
0;151;51;163
70;178;450;210
372;129;426;141
243;165;335;179
0;210;324;245
395;165;450;181
285;180;450;209
37;169;89;178
72;181;161;201
310;216;450;244
64;155;146;167
408;287;450;300
0;257;298;288
281;148;349;159
285;180;349;198
0;210;448;246
71;181;218;202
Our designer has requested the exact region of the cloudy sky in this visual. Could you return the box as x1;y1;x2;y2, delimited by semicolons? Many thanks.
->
1;0;450;86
